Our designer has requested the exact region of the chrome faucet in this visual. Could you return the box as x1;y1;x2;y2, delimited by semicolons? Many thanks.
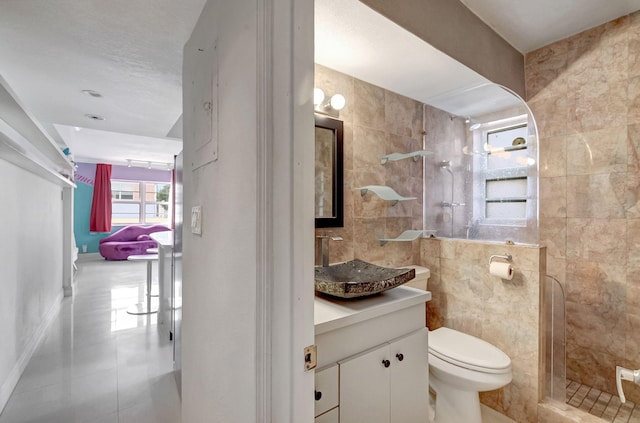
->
315;235;343;267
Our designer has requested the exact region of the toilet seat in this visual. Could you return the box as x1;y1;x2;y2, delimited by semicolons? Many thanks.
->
429;327;511;374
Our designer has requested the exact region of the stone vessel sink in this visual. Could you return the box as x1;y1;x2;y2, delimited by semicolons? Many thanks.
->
315;259;416;299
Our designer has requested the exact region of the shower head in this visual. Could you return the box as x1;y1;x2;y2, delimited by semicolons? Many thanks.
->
439;160;452;168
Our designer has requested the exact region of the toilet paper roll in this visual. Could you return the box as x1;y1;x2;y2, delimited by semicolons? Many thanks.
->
489;261;514;280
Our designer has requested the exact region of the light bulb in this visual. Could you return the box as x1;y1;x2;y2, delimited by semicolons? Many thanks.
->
313;88;325;106
330;94;346;110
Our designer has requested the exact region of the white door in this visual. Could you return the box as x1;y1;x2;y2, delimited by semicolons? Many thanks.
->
389;329;430;423
340;344;391;423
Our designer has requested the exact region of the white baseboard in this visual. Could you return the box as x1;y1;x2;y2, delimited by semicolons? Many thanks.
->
0;290;63;414
77;252;102;262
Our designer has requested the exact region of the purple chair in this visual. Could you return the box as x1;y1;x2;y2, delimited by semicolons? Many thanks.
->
99;224;170;260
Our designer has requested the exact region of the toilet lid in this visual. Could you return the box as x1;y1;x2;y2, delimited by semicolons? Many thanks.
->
428;327;511;374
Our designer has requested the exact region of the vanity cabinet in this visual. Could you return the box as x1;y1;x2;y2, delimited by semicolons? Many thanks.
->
314;286;431;423
339;329;428;423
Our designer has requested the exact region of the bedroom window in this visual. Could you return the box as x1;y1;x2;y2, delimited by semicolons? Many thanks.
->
111;180;170;225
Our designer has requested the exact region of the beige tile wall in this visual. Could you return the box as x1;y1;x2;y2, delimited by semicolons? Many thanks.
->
421;238;545;423
314;64;424;266
526;12;640;401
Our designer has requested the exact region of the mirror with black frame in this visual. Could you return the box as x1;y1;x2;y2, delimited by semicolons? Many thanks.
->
314;114;343;228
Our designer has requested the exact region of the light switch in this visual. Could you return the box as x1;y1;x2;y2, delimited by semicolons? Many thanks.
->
191;205;202;235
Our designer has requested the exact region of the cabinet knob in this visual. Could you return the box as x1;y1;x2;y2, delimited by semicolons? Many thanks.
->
396;353;404;362
382;359;391;368
315;390;322;401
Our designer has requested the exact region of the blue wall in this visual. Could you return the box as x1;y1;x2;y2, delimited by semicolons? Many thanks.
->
73;162;172;254
73;180;121;253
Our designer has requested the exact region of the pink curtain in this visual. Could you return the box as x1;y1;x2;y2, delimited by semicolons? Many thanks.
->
90;164;112;232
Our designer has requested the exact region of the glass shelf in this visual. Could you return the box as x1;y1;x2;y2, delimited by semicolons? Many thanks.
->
357;185;416;206
379;230;424;246
380;150;432;164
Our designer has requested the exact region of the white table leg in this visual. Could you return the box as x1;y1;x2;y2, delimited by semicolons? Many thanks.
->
127;258;159;315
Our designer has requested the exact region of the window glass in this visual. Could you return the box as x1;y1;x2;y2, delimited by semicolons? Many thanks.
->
111;180;171;226
111;181;139;200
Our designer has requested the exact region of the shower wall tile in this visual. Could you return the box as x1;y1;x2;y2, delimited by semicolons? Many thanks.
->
540;177;566;218
353;79;385;131
565;127;628;176
527;94;570;138
524;38;568;101
628;123;640;173
566;342;624;399
527;12;640;403
625;266;640;312
629;76;640;125
566;218;627;262
566;299;626;358
539;135;567;177
540;217;566;259
566;173;626;218
342;126;354;173
569;82;629;133
625;175;640;218
565;260;626;309
546;256;566;287
626;313;640;363
384;90;423;138
353;126;386;170
626;219;640;267
630;13;640;79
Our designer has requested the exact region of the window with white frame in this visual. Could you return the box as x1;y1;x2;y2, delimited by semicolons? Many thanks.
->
484;124;529;220
474;117;533;225
111;180;171;225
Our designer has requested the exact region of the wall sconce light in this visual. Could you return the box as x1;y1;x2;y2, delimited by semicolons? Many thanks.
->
314;87;346;117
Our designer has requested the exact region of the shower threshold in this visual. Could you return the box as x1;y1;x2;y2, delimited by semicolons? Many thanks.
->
567;379;640;422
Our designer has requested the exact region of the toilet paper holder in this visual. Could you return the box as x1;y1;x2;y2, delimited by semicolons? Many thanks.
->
489;253;512;264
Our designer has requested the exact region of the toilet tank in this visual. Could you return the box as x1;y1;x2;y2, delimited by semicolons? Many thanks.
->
399;265;430;291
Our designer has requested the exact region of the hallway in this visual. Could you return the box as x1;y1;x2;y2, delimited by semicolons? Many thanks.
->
0;257;181;423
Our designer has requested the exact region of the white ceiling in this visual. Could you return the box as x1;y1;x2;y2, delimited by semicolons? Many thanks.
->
0;0;637;164
0;0;205;164
459;0;640;53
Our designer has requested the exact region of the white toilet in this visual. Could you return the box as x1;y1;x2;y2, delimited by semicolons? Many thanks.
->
405;266;513;423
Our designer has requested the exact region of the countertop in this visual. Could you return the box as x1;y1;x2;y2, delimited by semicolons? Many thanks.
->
150;231;173;248
314;286;431;335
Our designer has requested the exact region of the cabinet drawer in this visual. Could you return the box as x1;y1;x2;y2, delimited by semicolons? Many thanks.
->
315;364;339;417
315;407;338;423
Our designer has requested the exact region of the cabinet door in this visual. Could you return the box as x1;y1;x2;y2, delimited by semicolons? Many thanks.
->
389;329;429;423
339;343;390;423
315;365;339;417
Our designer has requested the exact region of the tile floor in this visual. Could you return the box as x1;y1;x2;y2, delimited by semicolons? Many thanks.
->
0;256;181;423
567;379;640;422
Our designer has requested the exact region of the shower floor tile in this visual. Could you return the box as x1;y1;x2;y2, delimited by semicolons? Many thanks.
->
567;379;640;422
